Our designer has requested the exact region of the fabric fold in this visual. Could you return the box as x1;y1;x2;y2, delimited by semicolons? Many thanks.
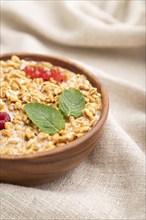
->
1;0;145;48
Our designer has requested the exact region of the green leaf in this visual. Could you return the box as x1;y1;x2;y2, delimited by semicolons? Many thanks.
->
58;88;85;118
24;103;65;135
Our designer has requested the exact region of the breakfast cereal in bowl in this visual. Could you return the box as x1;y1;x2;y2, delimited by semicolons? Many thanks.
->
0;55;102;155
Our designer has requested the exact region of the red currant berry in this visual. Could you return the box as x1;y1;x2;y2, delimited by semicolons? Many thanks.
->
24;65;67;82
50;66;67;82
59;71;67;82
0;112;11;130
42;71;53;81
24;66;32;76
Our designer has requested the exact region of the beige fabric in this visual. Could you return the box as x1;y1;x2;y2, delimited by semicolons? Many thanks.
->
1;0;145;48
0;1;145;220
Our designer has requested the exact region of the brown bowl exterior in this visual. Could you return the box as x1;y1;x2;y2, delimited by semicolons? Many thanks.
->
0;53;109;186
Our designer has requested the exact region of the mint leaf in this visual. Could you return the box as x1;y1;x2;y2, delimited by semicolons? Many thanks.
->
24;103;65;135
58;88;85;118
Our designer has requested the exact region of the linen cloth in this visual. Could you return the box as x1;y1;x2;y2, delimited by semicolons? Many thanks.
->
0;1;145;220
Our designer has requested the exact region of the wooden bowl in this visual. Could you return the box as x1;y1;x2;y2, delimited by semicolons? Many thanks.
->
0;53;109;186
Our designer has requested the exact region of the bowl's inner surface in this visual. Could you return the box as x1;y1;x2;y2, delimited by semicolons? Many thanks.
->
0;54;109;159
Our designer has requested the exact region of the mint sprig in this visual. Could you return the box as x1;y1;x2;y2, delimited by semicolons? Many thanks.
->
24;103;65;135
58;88;85;118
24;89;85;135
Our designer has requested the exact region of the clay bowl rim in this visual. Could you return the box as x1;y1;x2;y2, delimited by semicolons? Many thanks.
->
0;53;109;161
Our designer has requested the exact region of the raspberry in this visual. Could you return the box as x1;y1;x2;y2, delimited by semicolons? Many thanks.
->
0;112;11;130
